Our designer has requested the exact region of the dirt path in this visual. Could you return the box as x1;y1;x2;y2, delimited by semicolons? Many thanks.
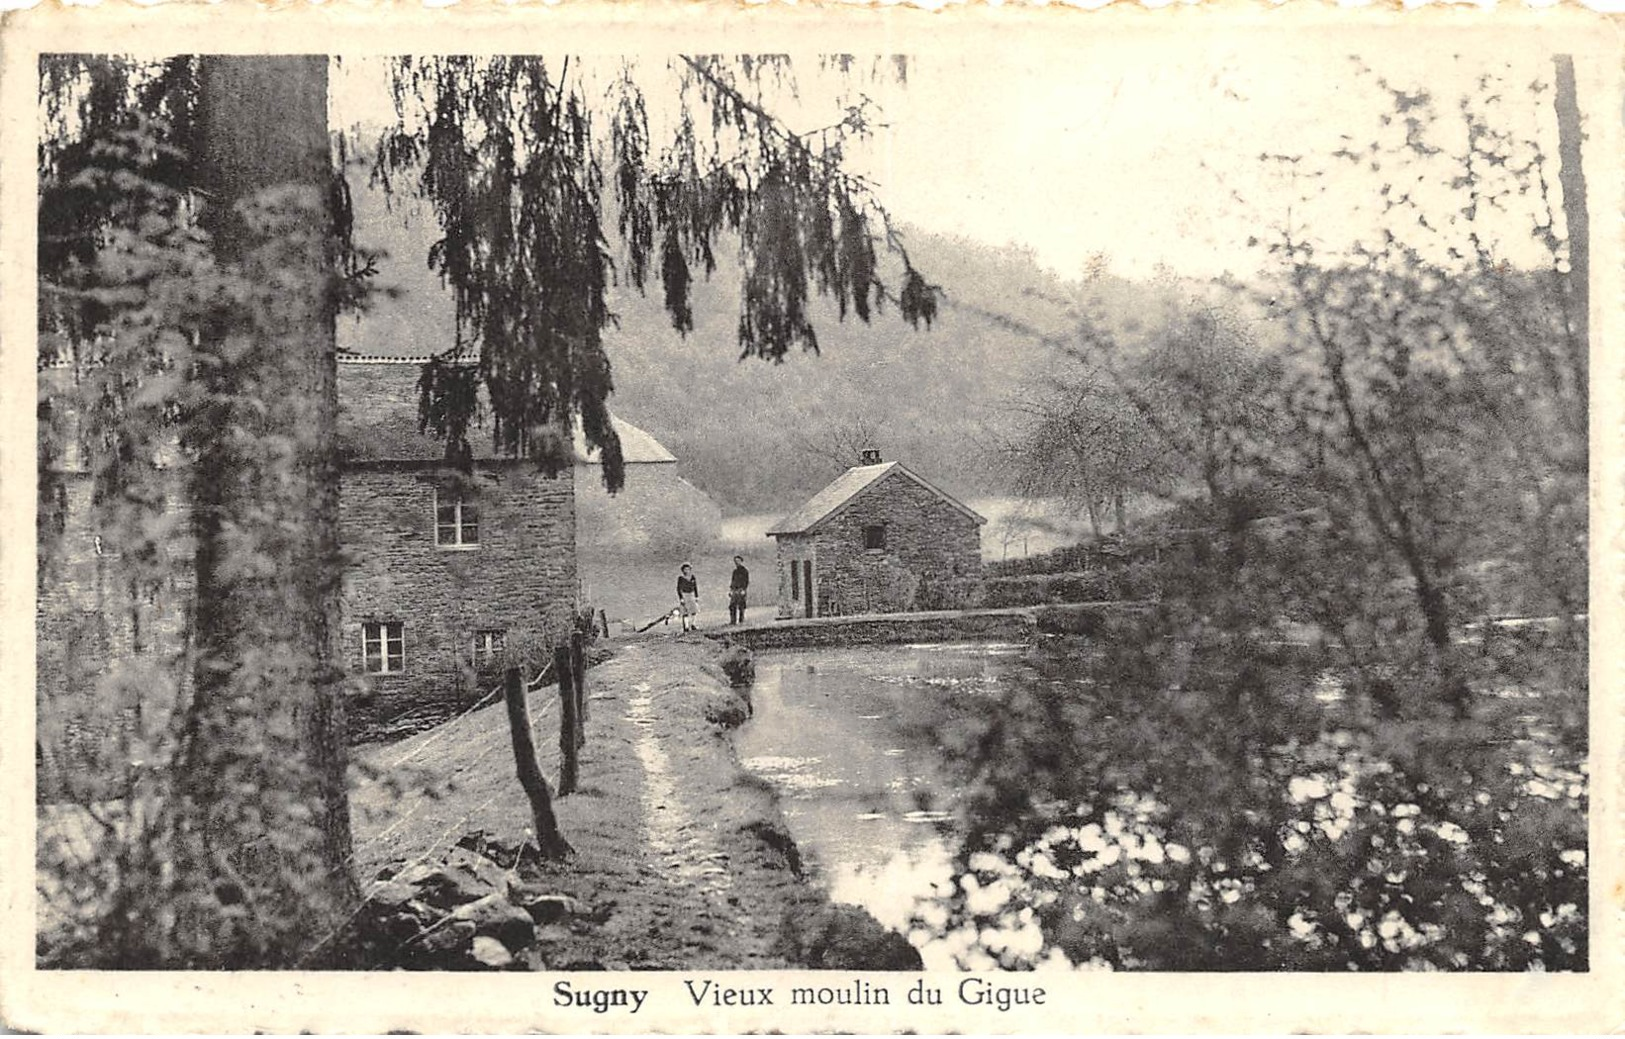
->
627;679;734;897
350;637;808;970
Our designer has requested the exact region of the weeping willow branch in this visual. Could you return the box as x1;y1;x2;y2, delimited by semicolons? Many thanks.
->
374;55;941;490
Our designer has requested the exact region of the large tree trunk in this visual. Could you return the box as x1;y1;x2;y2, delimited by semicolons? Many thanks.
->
1552;54;1589;379
1546;55;1590;623
168;55;354;967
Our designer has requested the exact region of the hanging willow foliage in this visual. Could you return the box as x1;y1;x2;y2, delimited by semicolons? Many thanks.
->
39;56;202;345
374;54;938;491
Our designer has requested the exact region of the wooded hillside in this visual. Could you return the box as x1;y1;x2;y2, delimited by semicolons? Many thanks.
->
343;178;1170;513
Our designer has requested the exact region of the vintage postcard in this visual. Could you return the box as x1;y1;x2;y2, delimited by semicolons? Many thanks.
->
0;1;1620;1033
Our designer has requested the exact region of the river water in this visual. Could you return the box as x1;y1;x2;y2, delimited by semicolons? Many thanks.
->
733;642;1028;968
732;635;1588;972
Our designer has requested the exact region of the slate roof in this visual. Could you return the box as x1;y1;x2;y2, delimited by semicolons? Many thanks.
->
576;418;676;466
336;357;675;465
766;461;987;536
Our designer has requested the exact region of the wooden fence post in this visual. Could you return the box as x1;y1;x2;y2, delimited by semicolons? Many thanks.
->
555;645;579;797
570;629;588;744
502;667;572;858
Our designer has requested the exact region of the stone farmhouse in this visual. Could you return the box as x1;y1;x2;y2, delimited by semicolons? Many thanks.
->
37;360;193;795
767;450;986;619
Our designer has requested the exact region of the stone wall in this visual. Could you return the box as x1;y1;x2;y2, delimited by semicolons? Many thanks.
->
38;458;579;785
36;473;194;799
340;462;577;730
773;472;983;619
714;608;1036;650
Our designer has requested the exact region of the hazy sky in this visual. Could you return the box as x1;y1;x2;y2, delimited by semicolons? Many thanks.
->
831;40;1577;281
332;30;1599;286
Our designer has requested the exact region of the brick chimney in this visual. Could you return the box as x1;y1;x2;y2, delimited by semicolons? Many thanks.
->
860;448;882;466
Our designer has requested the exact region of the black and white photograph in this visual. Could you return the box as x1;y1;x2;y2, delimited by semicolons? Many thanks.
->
3;4;1619;1032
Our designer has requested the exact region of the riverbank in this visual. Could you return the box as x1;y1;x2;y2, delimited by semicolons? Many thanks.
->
348;637;915;970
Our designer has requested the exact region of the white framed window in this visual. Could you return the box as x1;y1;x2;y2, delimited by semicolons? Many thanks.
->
363;621;405;674
472;628;505;667
435;492;479;547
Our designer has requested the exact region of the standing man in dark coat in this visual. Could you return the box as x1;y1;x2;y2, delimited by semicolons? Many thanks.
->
728;555;750;625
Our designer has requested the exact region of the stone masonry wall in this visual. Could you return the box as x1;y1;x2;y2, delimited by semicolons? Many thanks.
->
813;474;982;616
718;608;1035;650
36;473;194;799
774;533;815;619
340;463;577;730
774;472;982;619
37;459;577;787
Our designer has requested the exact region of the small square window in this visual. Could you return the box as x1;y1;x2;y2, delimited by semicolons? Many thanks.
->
863;525;887;551
363;621;405;674
472;629;505;667
435;492;479;547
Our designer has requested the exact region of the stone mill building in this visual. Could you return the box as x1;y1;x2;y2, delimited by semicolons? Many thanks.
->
335;356;581;729
767;450;986;619
340;356;686;723
36;354;615;793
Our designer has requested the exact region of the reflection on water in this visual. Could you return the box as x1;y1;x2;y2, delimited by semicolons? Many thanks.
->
735;643;1015;968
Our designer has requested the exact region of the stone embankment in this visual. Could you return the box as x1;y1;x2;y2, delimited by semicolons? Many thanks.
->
712;607;1037;650
711;601;1161;650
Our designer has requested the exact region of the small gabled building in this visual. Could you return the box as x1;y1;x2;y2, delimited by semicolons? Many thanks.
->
574;415;722;560
767;450;986;619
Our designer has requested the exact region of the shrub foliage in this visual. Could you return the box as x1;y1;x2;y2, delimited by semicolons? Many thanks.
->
932;62;1588;971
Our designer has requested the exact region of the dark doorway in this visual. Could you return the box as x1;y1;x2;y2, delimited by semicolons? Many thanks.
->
802;559;814;617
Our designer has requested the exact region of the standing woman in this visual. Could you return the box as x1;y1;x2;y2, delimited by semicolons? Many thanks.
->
676;563;700;632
